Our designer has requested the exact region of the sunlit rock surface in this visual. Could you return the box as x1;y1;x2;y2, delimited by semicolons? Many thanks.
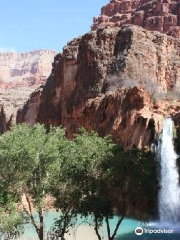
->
92;0;180;39
0;50;56;120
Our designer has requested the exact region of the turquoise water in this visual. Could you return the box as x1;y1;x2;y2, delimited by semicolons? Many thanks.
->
20;212;180;240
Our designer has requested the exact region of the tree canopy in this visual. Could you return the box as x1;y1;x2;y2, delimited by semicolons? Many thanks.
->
0;124;158;240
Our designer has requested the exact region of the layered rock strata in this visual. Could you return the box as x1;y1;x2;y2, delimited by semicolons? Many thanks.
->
92;0;180;39
0;50;56;119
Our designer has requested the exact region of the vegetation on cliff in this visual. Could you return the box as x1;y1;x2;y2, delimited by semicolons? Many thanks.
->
0;124;158;240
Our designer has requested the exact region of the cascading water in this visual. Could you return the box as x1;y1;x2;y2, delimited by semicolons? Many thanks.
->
158;118;180;223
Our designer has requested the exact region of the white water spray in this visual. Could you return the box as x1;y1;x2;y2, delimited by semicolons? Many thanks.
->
159;118;180;223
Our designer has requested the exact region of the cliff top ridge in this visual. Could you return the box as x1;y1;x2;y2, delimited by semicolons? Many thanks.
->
92;0;180;38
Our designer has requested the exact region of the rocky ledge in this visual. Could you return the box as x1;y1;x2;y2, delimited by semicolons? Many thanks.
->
92;0;180;39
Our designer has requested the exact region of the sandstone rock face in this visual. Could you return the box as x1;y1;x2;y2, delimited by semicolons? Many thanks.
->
17;25;180;149
17;87;43;126
92;0;180;39
0;50;56;119
0;107;12;134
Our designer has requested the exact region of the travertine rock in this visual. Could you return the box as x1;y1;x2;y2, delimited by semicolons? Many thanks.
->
17;25;180;148
92;0;180;39
81;86;165;149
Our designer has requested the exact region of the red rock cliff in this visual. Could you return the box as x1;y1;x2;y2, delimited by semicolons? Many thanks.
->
92;0;180;39
17;25;180;149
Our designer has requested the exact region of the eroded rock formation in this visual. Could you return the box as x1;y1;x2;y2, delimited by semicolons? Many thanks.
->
0;107;12;134
0;50;56;120
92;0;180;39
17;25;180;149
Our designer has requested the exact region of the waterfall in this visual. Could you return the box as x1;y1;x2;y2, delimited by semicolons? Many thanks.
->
158;118;180;223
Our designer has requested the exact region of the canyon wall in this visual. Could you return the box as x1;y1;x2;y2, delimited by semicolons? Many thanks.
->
92;0;180;39
0;50;56;121
17;25;180;149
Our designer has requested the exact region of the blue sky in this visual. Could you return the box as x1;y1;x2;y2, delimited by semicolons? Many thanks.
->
0;0;109;53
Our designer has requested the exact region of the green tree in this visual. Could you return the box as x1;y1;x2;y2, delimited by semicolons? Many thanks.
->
71;130;125;240
109;147;158;222
0;124;67;240
0;125;158;240
0;185;24;240
47;139;81;240
53;131;158;240
50;129;118;240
